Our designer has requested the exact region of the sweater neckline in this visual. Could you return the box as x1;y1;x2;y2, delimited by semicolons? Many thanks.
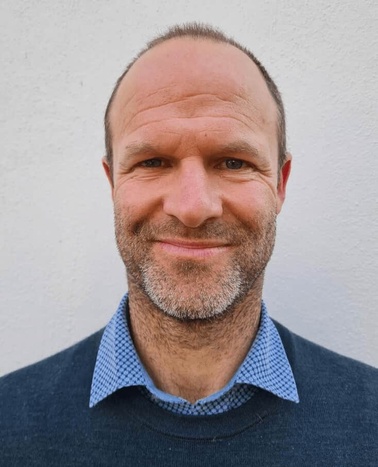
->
100;386;289;440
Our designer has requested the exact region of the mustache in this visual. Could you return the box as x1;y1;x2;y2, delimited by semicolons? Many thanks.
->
130;217;276;243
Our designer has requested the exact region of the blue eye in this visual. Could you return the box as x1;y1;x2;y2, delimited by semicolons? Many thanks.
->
225;159;244;169
141;158;162;168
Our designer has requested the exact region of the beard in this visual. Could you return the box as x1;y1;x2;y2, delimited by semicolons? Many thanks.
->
114;202;277;321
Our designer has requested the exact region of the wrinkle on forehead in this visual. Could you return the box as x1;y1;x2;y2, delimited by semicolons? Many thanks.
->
118;93;270;138
109;38;278;144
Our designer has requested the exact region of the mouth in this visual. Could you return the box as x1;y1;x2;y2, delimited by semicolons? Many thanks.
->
155;239;231;259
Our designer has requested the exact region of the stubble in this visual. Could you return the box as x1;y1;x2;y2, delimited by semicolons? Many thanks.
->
114;201;277;322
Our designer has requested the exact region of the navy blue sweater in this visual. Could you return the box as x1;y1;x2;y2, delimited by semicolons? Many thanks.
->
1;321;377;466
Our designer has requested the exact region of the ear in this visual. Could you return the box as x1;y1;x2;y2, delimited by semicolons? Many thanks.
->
102;157;114;201
276;153;292;214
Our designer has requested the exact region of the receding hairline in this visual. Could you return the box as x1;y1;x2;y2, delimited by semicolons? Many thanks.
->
104;23;287;173
107;36;271;123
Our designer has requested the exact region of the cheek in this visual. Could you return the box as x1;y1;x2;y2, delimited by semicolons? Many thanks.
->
223;182;277;218
114;182;156;216
114;193;162;241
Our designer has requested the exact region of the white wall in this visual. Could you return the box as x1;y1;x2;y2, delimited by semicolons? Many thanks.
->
1;0;377;375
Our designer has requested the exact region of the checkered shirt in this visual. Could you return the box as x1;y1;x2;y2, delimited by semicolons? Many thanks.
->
90;294;299;414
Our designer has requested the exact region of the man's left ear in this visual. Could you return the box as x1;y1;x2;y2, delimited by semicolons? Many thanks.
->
276;153;292;214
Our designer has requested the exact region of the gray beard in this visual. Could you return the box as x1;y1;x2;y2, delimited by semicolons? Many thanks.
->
115;206;277;322
140;260;247;321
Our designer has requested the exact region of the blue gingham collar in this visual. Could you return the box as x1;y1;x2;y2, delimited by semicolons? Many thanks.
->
90;294;298;407
234;301;299;402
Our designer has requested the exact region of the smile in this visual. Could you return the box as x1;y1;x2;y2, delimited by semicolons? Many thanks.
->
155;239;230;259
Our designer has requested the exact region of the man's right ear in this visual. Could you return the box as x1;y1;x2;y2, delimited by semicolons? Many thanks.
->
102;157;114;198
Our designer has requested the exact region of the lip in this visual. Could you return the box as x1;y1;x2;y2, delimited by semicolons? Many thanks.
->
155;239;230;259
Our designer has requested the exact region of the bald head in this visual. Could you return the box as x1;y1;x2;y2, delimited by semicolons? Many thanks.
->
104;23;287;175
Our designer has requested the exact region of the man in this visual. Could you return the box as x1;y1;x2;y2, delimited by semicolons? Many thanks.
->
1;23;377;466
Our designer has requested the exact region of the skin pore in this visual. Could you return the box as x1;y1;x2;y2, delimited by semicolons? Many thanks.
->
103;38;291;403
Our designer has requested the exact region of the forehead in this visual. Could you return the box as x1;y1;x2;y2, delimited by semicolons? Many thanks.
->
109;38;278;145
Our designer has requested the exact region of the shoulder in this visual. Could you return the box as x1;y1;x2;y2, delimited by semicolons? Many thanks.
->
274;319;377;371
274;319;378;408
0;329;103;430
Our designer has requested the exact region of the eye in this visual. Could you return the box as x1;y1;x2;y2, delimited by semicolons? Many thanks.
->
224;159;245;170
140;158;163;168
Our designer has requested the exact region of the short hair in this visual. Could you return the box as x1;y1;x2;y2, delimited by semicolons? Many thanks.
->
104;23;287;174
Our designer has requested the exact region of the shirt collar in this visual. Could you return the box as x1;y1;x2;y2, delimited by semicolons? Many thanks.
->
90;294;298;407
235;300;299;402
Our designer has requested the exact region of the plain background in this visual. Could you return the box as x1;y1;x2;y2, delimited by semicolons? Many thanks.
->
1;0;377;376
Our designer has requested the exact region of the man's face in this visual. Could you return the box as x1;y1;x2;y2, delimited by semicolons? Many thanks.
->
104;38;291;320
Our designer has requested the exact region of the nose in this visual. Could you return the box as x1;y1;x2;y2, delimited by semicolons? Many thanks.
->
163;162;223;228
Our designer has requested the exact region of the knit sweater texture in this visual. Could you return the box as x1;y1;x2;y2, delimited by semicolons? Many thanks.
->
1;321;377;466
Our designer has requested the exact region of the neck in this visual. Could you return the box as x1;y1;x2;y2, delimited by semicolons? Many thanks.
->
127;276;264;403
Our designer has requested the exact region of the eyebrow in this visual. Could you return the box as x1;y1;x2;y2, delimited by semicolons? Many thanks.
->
121;140;263;161
213;141;262;159
121;143;164;159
